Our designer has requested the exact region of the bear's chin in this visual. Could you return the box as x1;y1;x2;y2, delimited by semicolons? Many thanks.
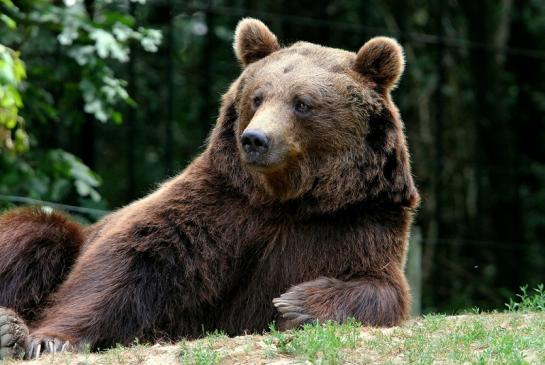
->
242;161;284;173
247;162;315;203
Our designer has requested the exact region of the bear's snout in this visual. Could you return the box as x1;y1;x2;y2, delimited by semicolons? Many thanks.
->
240;129;274;167
239;105;297;171
241;129;269;156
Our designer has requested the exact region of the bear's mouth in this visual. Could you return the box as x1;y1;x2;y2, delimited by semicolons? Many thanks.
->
242;158;286;173
239;139;290;172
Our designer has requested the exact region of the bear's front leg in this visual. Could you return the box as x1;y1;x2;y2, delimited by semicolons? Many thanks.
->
273;266;410;330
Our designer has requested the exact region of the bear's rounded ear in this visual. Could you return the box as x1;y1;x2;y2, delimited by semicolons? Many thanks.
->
233;18;280;67
354;37;405;92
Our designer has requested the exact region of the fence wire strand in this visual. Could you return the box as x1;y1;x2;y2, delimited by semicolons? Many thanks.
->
166;2;545;60
0;194;110;216
1;194;545;251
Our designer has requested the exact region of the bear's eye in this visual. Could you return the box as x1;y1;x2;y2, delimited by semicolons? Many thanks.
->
252;95;263;109
294;100;312;116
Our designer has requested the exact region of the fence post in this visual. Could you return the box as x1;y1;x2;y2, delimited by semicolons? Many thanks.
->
407;226;422;316
126;0;136;202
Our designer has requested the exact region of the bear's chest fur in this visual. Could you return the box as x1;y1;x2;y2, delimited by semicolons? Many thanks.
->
198;200;408;334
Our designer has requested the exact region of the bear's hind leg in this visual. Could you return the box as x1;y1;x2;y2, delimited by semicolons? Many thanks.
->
0;307;71;360
0;207;84;322
0;307;28;360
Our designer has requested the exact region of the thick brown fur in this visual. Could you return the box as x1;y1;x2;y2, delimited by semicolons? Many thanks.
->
233;18;280;66
354;36;405;92
0;18;419;359
0;208;83;322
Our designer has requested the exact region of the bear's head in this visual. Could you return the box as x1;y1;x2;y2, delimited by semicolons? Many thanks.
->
207;18;419;214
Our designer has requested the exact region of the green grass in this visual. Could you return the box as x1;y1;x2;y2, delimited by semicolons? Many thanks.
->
179;342;223;365
178;331;227;365
358;284;545;365
3;285;545;364
506;284;545;312
365;313;545;364
264;320;360;364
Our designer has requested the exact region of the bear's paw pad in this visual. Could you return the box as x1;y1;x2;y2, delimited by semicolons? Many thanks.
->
0;307;28;360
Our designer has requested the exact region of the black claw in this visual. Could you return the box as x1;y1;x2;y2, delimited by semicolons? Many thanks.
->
282;312;302;320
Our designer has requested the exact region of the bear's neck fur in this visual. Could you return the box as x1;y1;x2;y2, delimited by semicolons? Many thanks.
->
203;78;420;218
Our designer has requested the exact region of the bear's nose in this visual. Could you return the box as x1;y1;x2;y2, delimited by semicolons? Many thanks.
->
241;129;269;156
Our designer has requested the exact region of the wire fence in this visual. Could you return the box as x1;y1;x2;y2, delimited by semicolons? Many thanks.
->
177;2;545;60
1;193;544;252
0;194;109;216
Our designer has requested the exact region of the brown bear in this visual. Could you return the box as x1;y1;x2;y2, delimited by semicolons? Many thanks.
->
0;18;419;359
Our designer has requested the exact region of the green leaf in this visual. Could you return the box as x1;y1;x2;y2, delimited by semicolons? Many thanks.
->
0;14;16;30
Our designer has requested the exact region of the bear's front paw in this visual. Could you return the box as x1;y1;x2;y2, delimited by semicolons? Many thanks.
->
0;307;29;360
273;286;316;330
25;334;72;359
